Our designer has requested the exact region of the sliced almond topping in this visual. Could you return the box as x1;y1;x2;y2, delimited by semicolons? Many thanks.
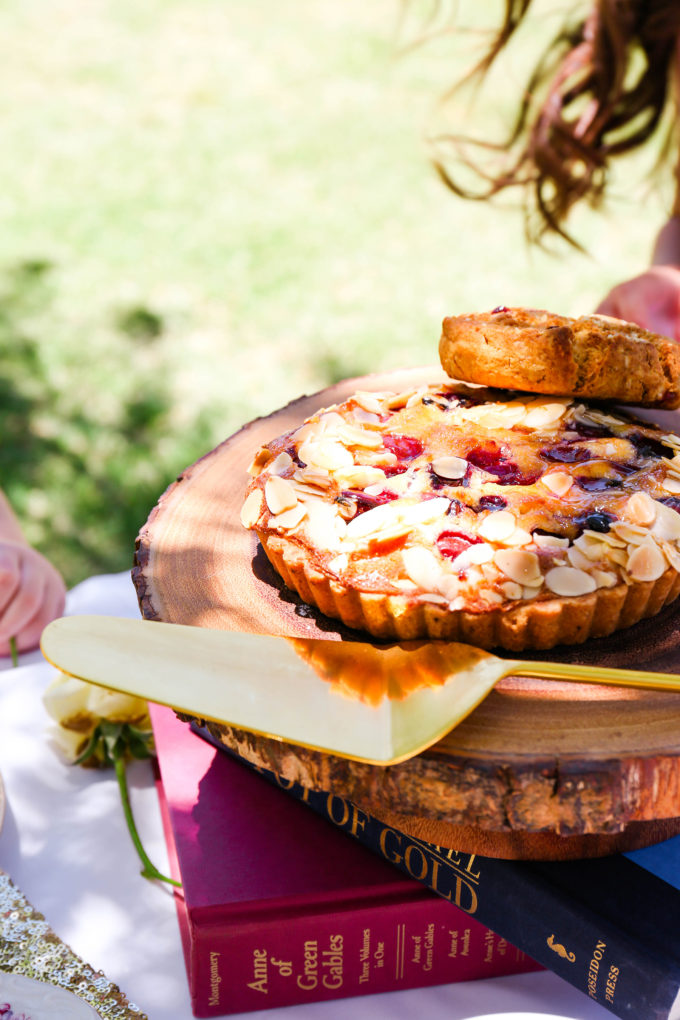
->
431;455;468;480
661;541;680;572
298;439;354;472
605;546;629;567
402;546;444;591
611;521;649;545
384;390;414;410
334;465;386;489
292;486;328;507
462;566;484;588
291;421;323;444
400;497;451;527
336;424;383;449
624;491;657;526
474;410;520;430
627;540;667;582
264;476;298;516
344;501;401;539
585;529;625;549
240;489;264;529
450;543;495;570
482;590;505;605
328;553;349;573
305;501;344;551
662;476;680;495
478;510;516;542
268;451;294;476
357;449;399;468
522;581;544;600
406;387;428;408
533;533;570;551
363;481;391;497
417;592;449;606
494;549;542;585
567;545;594;571
544;566;597;597
526;395;570;409
573;534;609;562
503;526;533;548
439;574;463;602
316;411;345;433
269;504;307;531
575;408;626;429
501;580;524;600
293;466;332;489
523;402;567;429
393;578;419;591
542;471;573;497
351;408;382;425
379;472;411;496
480;402;527;428
592;569;618;589
651;500;680;542
481;563;500;583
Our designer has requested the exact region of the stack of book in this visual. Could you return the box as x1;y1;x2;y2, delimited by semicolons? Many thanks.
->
151;705;539;1016
152;704;680;1019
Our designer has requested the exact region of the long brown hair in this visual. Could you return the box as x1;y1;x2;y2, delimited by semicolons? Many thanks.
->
431;1;680;245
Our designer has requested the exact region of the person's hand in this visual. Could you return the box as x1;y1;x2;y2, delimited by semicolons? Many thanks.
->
595;265;680;340
0;541;66;656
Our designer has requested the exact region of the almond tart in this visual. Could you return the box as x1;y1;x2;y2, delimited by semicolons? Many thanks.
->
241;382;680;650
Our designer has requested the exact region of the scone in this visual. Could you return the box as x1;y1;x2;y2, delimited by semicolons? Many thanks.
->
241;381;680;650
439;307;680;409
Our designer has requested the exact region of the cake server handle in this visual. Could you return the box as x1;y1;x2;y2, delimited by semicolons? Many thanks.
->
503;657;680;692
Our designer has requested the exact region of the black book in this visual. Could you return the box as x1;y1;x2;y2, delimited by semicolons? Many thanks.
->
194;724;680;1020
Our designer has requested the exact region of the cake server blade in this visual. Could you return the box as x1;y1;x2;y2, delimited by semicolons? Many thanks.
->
40;614;680;766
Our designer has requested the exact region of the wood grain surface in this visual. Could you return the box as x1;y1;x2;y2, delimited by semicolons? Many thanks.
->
133;368;680;859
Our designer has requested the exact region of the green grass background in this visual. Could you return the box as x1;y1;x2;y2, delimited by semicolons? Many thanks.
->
0;0;671;586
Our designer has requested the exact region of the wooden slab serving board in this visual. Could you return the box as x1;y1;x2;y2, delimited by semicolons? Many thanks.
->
132;367;680;859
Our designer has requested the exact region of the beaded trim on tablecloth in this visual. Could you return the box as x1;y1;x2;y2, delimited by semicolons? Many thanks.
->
0;871;147;1020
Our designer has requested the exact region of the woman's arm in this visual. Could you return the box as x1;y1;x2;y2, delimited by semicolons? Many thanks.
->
595;42;680;336
0;490;27;545
0;491;66;656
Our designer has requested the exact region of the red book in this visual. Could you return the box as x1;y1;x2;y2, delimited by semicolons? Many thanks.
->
151;704;540;1017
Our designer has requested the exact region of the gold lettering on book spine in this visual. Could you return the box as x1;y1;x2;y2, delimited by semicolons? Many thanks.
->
547;934;576;962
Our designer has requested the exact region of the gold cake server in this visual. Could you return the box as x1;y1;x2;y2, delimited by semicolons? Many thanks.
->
40;614;680;766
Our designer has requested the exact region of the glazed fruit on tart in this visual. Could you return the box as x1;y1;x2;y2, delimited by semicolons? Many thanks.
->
241;382;680;650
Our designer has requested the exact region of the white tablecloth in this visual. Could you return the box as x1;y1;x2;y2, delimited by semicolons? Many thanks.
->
0;572;613;1020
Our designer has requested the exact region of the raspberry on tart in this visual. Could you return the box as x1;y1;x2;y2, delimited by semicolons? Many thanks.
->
241;382;680;650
